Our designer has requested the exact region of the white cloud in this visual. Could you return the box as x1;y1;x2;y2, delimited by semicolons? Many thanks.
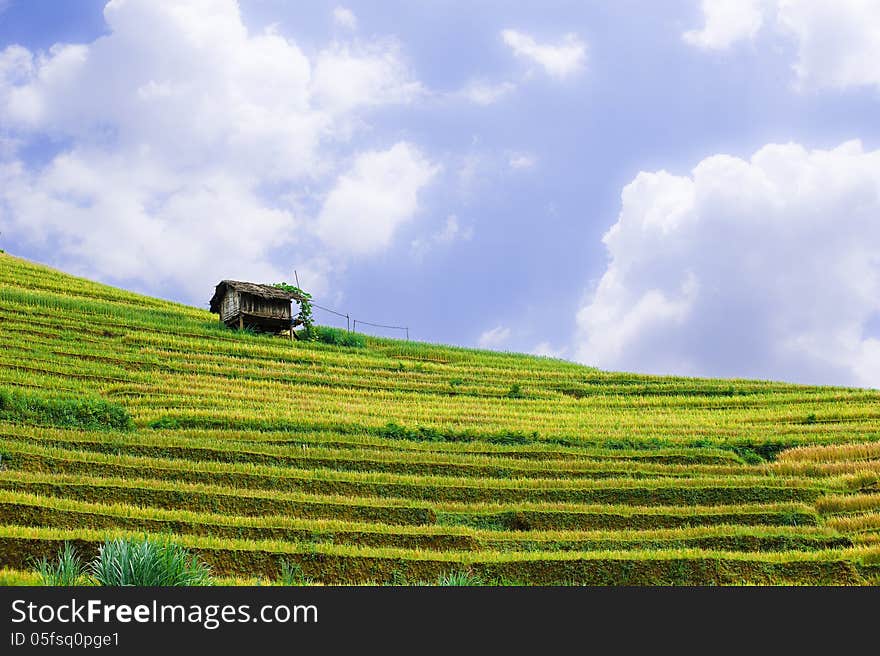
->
777;0;880;91
332;6;358;30
683;0;766;50
410;214;472;259
501;29;586;79
531;342;567;359
508;153;536;170
460;79;516;105
574;140;880;388
0;154;296;299
312;40;423;114
316;142;439;255
478;325;511;349
684;0;880;91
0;0;430;301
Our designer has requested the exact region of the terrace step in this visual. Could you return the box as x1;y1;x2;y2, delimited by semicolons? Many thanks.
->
0;526;867;585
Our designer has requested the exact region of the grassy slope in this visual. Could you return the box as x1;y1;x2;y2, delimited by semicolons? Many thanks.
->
0;252;879;585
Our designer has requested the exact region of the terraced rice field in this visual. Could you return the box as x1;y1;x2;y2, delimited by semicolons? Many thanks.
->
1;252;879;584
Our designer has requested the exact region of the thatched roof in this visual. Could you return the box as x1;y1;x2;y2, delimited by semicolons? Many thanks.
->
209;280;306;313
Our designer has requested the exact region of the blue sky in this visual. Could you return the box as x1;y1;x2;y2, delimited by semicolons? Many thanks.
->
2;0;880;387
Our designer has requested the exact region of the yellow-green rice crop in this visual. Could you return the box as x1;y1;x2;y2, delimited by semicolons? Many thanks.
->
1;252;879;584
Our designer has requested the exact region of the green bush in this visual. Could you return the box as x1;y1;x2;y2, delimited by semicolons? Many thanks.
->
379;421;536;445
273;282;315;340
89;537;213;586
148;417;181;429
0;388;133;431
314;326;365;348
731;447;764;465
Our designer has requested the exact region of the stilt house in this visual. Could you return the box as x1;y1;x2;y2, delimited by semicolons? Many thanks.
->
209;280;306;333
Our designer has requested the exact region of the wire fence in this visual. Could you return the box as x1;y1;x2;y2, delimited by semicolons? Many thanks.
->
310;300;409;340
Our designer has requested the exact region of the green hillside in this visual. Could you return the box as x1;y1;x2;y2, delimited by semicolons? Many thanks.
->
1;252;879;585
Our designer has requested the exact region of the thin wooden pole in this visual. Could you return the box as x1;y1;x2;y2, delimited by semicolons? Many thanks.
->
294;270;300;289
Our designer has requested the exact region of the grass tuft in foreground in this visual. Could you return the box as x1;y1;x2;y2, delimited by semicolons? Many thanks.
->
90;536;213;586
34;542;88;586
34;537;213;586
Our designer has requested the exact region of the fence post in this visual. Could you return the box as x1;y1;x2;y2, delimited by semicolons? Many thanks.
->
346;314;350;332
353;319;357;332
406;327;409;341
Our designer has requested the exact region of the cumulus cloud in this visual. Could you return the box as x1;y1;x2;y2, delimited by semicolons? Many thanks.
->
0;154;296;299
478;325;511;349
0;0;429;301
316;142;439;255
777;0;880;91
501;29;586;79
684;0;880;91
683;0;766;50
312;40;423;114
574;140;880;387
332;6;358;30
